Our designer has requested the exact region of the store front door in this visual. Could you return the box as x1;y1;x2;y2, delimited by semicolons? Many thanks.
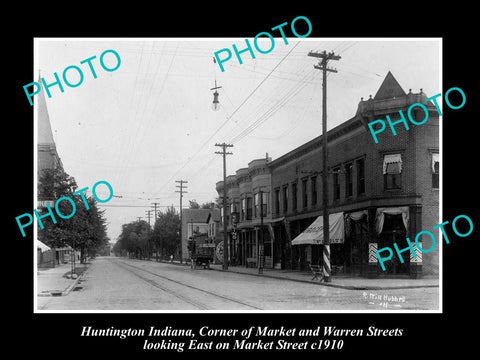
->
378;214;408;274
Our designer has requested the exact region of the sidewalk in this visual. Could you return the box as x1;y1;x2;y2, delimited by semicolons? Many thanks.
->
160;259;439;290
208;263;439;290
37;262;88;296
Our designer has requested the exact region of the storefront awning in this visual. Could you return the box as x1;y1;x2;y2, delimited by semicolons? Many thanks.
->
375;206;409;234
36;240;50;253
291;212;344;245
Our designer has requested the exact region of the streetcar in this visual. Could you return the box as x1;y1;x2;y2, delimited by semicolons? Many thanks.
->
187;233;215;269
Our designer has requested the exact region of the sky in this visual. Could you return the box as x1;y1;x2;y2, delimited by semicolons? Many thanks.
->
35;38;441;243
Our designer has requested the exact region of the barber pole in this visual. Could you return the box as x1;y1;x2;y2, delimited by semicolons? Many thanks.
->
323;244;331;281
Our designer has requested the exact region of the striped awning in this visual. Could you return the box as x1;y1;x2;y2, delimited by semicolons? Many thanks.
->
432;153;439;172
383;154;402;174
36;240;50;253
292;212;344;245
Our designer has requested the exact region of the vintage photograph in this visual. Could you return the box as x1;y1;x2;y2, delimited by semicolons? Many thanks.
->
32;38;441;312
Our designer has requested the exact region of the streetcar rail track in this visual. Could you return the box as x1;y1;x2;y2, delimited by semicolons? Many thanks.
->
112;259;263;310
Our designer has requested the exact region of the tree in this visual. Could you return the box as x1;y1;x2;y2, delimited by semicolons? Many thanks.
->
116;220;150;259
201;202;215;209
189;199;215;209
189;200;200;209
37;167;109;263
152;206;181;259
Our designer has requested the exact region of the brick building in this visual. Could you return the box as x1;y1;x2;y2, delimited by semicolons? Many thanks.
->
216;72;439;278
216;158;275;268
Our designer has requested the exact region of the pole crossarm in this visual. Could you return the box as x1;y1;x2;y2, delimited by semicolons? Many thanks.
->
308;51;340;73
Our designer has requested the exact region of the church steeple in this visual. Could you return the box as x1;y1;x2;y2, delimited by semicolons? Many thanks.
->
37;73;63;173
38;74;55;146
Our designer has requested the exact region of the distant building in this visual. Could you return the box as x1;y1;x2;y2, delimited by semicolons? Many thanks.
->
216;72;439;278
181;208;220;263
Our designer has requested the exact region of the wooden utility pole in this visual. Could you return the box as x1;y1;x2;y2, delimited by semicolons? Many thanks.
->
215;143;233;270
145;209;153;227
145;209;153;259
151;202;160;223
259;189;264;274
308;50;340;283
175;180;188;263
151;202;160;260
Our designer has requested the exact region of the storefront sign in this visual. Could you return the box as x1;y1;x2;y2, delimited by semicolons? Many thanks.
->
291;212;344;245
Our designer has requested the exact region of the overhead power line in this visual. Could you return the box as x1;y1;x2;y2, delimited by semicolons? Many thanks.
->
149;41;301;199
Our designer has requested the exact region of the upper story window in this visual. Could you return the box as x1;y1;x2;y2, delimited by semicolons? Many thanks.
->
241;198;246;221
345;162;353;198
356;158;365;195
259;192;268;217
432;153;439;189
311;176;317;206
282;185;289;213
292;182;298;212
246;197;252;220
274;188;280;215
333;167;341;200
383;154;402;190
302;178;308;209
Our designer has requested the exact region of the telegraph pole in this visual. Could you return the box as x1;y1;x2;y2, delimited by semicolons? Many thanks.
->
151;202;160;260
151;202;160;223
215;143;233;270
175;180;188;263
145;209;153;260
308;50;340;283
259;189;264;274
145;209;153;227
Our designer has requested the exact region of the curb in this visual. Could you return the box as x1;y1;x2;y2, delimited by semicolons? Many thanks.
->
121;258;439;291
209;266;439;291
37;266;90;297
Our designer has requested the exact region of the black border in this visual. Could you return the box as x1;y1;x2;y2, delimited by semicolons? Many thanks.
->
8;5;478;357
